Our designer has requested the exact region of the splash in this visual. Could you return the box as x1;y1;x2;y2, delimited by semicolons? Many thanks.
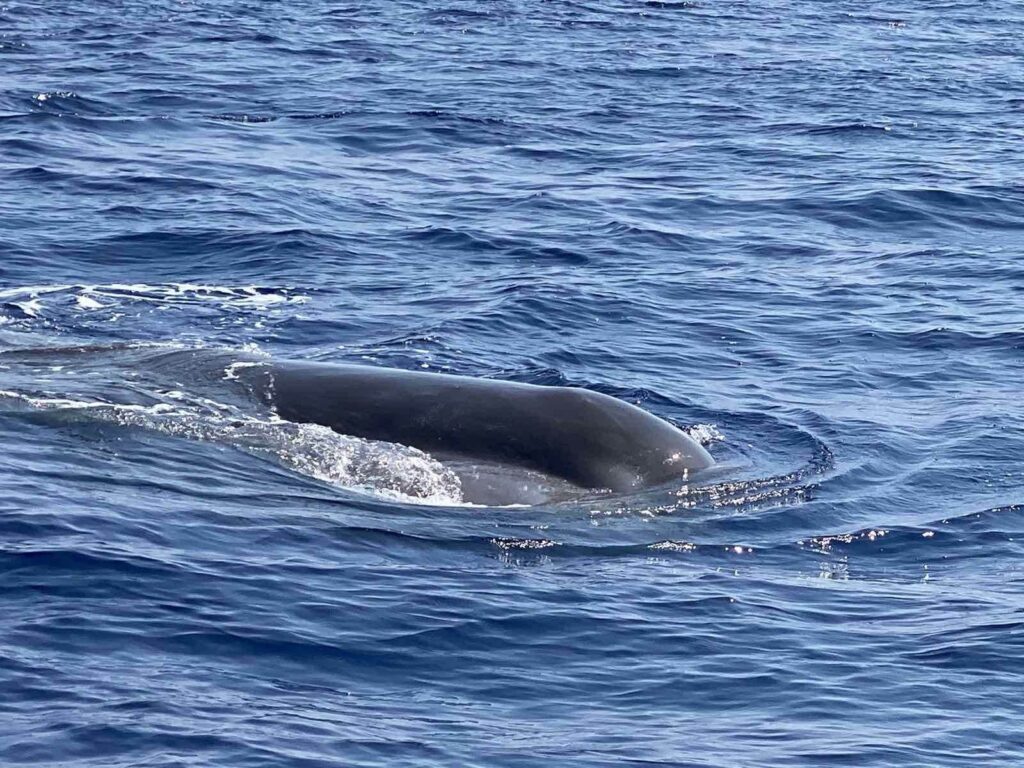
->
685;422;725;445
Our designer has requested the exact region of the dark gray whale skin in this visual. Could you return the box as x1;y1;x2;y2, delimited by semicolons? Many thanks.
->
247;360;714;495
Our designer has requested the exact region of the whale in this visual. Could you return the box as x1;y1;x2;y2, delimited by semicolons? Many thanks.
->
236;359;714;505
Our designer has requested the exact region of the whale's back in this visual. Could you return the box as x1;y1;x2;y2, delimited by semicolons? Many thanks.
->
257;361;713;501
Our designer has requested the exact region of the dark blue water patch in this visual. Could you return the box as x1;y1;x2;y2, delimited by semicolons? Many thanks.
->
774;121;898;137
16;229;348;282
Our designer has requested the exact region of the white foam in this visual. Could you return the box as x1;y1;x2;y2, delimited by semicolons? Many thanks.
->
686;423;725;445
0;285;72;300
12;300;42;317
0;283;308;325
0;390;173;413
222;361;263;381
75;293;105;310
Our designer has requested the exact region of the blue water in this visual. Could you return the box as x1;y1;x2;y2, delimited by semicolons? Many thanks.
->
2;1;1024;764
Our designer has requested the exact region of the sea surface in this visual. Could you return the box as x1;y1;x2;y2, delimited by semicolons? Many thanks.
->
2;1;1024;765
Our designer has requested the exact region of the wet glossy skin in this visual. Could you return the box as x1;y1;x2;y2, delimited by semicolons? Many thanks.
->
246;360;713;502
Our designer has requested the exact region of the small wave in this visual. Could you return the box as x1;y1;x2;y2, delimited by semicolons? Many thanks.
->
8;166;73;183
800;527;896;553
0;283;308;331
491;537;557;550
209;110;355;124
57;228;339;273
643;0;699;8
597;219;711;248
287;110;352;121
405;225;508;251
802;122;893;136
846;326;1024;354
766;121;896;137
487;537;761;562
209;114;277;124
406;109;511;127
791;187;1024;232
31;91;78;103
797;505;1024;563
91;283;308;309
28;90;114;117
422;8;498;24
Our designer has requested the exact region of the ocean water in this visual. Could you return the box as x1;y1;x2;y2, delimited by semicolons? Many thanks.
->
2;0;1024;765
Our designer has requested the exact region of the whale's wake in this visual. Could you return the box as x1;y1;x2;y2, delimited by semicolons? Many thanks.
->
0;341;470;505
0;389;466;505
